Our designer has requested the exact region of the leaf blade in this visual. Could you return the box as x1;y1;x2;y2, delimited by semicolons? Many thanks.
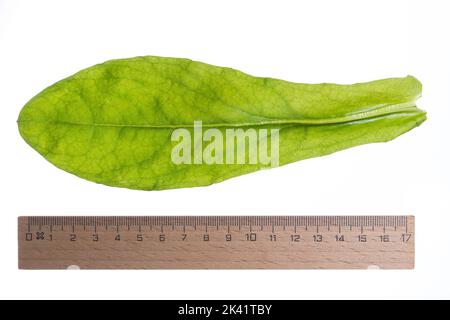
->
18;56;426;190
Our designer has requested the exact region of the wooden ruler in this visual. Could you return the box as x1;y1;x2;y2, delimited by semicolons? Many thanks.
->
18;216;414;269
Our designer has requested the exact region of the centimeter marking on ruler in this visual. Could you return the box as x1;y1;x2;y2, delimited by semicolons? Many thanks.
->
18;216;414;270
24;216;409;228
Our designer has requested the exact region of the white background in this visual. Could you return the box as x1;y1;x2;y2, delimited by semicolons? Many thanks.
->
0;0;449;299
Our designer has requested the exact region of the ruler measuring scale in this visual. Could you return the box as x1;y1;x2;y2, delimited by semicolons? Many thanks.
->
18;216;414;269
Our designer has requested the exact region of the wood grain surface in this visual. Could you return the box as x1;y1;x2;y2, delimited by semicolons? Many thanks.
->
18;216;414;269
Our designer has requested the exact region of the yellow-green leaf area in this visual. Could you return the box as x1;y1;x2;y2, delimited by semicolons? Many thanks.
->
18;56;426;190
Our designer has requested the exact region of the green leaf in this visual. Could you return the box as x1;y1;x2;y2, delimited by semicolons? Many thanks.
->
17;56;426;190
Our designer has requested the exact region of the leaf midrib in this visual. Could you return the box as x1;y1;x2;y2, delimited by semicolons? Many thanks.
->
18;101;420;129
